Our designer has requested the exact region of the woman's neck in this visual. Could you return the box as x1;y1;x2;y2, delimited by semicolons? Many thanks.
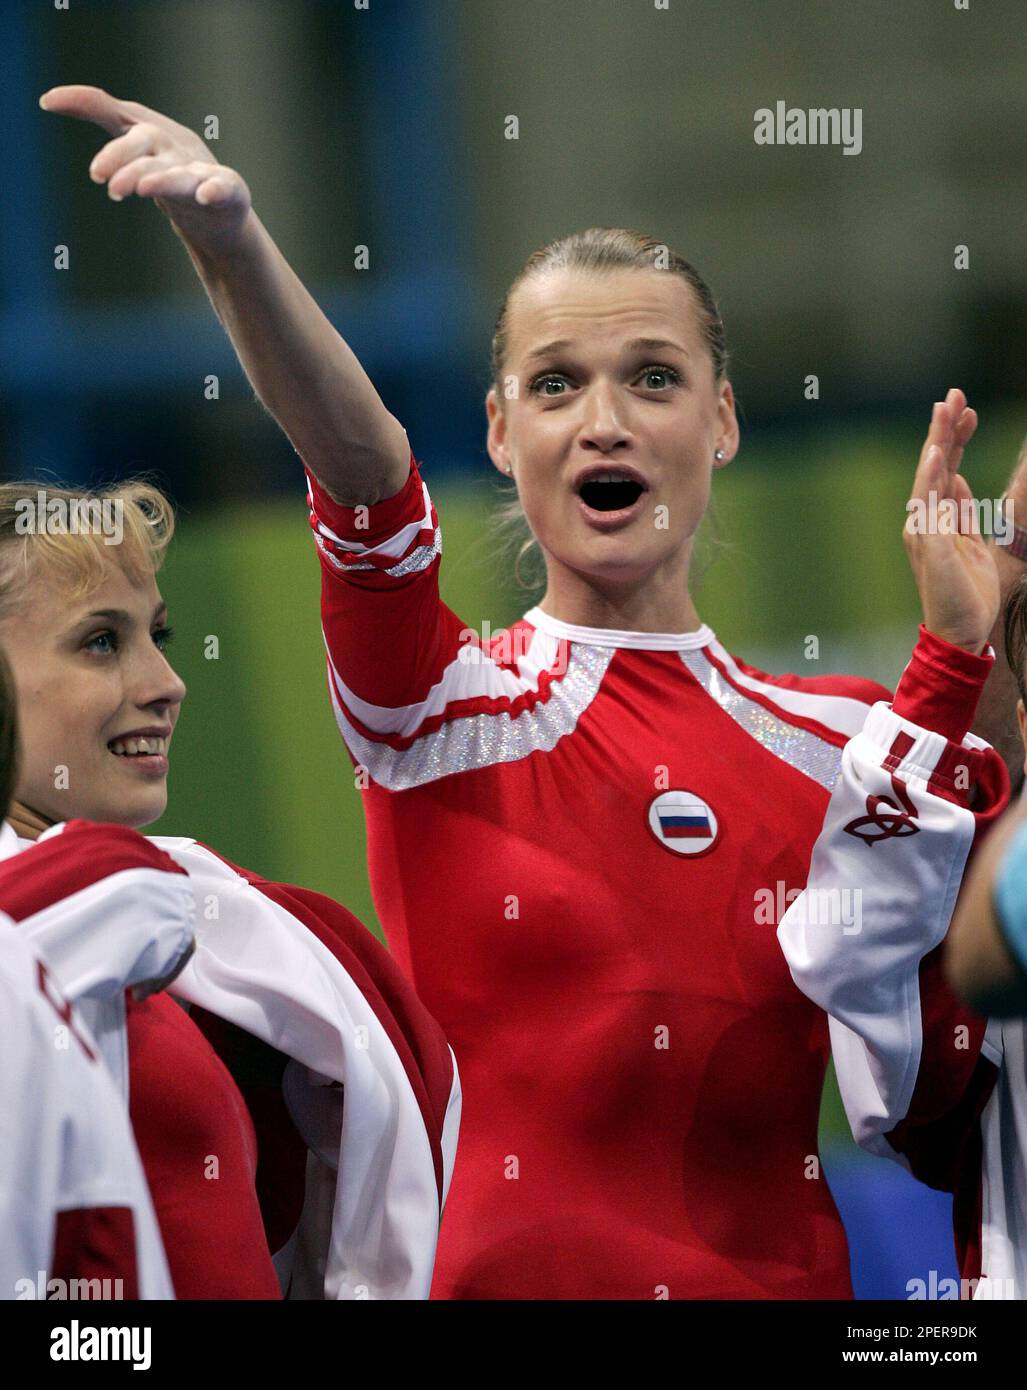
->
537;560;703;635
6;800;55;842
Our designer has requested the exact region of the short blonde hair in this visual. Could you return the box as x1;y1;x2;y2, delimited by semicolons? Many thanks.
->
0;480;175;622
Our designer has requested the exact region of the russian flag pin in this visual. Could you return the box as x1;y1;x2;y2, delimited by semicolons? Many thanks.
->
647;790;719;857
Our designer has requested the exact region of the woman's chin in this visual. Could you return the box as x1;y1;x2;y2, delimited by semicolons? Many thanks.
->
86;792;166;831
562;545;668;588
123;797;165;831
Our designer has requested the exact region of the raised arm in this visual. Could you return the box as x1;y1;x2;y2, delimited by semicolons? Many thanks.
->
779;393;1011;1181
40;84;409;505
970;435;1027;793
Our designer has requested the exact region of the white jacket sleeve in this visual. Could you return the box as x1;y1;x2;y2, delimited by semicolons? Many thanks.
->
0;821;196;1098
151;835;461;1301
779;683;1008;1176
0;923;174;1299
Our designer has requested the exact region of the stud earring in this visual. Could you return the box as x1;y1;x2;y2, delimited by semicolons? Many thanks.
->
714;449;726;461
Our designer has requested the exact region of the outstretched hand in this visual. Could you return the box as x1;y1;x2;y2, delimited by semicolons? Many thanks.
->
40;85;252;250
903;387;999;654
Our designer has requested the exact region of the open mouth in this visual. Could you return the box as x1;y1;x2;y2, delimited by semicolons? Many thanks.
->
577;477;647;512
574;470;650;529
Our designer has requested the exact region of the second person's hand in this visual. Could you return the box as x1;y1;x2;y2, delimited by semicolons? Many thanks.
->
903;387;999;654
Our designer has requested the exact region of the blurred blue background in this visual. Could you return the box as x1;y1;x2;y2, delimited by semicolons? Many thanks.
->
2;0;1024;1299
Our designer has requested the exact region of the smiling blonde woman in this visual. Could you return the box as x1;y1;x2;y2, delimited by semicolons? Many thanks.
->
0;473;459;1300
0;480;181;839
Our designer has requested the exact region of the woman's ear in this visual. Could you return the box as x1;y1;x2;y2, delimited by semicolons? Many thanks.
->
485;388;512;476
714;379;740;464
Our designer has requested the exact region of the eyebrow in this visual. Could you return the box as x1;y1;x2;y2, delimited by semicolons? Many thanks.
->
76;602;168;627
521;336;691;368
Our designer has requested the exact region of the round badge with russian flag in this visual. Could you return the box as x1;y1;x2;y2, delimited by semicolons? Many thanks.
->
647;790;719;856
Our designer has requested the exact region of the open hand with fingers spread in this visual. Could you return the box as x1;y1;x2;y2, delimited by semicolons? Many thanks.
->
40;84;252;251
903;387;999;654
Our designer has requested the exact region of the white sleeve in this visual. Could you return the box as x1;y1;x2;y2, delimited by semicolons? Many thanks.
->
16;866;195;1009
9;826;196;1098
149;836;457;1301
16;826;195;1005
0;926;173;1300
778;701;1001;1166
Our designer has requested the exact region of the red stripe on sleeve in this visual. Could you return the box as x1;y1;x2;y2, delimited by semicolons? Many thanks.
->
700;647;856;748
51;1206;141;1300
305;451;421;547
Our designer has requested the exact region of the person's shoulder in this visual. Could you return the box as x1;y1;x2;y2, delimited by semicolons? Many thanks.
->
0;822;187;920
728;653;892;706
176;847;411;993
51;820;189;878
155;837;251;883
709;638;891;746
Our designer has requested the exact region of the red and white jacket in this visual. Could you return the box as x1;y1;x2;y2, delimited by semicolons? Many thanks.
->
778;628;1018;1297
0;821;196;1089
0;888;175;1300
0;820;460;1300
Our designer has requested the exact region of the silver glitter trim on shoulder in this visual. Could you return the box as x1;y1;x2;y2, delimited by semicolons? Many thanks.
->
383;526;442;578
315;527;441;576
320;544;375;572
678;649;844;791
332;640;613;790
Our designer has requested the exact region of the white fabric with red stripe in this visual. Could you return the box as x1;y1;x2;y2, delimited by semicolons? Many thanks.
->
777;702;1019;1298
308;475;439;576
151;837;459;1301
0;911;174;1300
0;821;195;1101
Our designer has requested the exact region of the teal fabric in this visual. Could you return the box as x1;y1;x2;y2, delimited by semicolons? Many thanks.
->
994;820;1027;976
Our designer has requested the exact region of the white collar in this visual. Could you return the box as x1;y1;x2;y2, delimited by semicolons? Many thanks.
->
523;605;715;652
0;819;66;859
0;820;23;862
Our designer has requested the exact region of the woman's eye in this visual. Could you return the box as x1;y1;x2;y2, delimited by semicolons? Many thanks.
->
528;366;681;397
641;365;681;390
529;374;569;397
85;631;117;654
153;625;175;652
